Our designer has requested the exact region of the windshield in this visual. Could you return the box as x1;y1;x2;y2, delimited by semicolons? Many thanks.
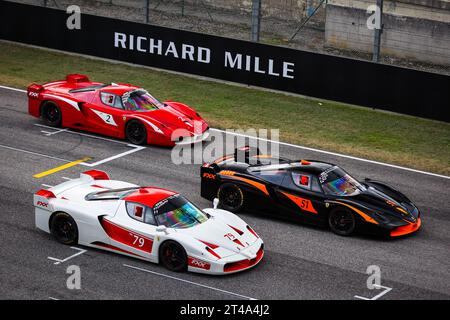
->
319;166;364;196
153;195;208;228
122;89;164;112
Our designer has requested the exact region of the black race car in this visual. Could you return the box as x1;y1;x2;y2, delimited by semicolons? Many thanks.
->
200;146;421;237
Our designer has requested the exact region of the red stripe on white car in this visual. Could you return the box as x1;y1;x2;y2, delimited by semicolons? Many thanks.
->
188;257;211;270
198;239;219;249
92;241;143;257
228;224;244;235
100;218;153;253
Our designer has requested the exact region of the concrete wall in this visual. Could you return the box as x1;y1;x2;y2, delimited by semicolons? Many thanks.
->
94;0;326;22
325;0;450;65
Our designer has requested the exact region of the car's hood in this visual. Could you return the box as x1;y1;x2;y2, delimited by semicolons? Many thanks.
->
132;107;205;135
175;218;256;258
347;186;419;223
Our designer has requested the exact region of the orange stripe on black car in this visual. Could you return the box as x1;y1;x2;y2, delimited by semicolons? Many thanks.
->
331;201;378;224
280;192;318;214
219;170;269;196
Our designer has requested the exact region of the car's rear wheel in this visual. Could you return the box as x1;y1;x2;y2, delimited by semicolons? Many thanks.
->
50;212;78;245
126;120;147;145
159;240;187;272
42;101;62;127
217;183;244;213
328;207;356;236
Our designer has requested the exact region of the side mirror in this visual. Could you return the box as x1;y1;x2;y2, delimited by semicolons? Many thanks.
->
156;225;168;234
213;198;219;209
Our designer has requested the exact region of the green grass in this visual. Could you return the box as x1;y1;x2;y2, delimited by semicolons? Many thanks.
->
1;41;449;175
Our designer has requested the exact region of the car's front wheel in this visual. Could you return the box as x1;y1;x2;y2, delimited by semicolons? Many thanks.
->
50;212;78;245
159;240;187;272
126;120;147;145
328;207;356;236
42;101;62;127
217;183;244;213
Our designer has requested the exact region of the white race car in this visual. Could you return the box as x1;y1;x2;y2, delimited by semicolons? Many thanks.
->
34;170;264;275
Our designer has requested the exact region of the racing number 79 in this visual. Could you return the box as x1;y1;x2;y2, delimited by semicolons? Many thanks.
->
130;233;145;247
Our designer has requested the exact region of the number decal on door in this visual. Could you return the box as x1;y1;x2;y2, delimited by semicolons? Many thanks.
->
131;233;145;248
92;109;118;126
100;218;154;253
280;191;318;214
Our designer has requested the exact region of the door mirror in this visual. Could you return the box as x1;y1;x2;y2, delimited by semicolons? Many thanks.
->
213;198;219;209
156;225;167;234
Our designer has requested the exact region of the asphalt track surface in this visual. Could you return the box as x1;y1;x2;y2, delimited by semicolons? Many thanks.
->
0;86;449;300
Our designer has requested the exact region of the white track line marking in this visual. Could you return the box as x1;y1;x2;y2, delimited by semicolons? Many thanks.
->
48;296;60;300
80;145;146;167
123;264;257;300
35;124;132;146
48;247;87;265
211;129;450;180
41;128;70;136
0;85;26;93
1;84;448;180
0;144;72;162
62;177;73;180
354;284;392;300
35;125;146;166
41;184;53;188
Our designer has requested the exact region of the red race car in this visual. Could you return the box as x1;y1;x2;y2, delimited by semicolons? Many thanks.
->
27;74;209;146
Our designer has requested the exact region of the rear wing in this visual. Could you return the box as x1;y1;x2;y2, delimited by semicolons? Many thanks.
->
233;145;261;163
27;74;89;96
65;74;90;83
33;170;110;210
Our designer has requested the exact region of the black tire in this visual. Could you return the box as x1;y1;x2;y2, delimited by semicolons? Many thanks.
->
328;207;356;236
125;120;147;145
217;183;244;213
41;101;62;127
159;240;187;272
50;212;78;245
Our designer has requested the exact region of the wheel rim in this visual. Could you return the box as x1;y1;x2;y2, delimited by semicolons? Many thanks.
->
330;210;355;233
127;122;145;143
54;218;76;242
219;185;242;209
45;105;60;123
162;243;185;270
